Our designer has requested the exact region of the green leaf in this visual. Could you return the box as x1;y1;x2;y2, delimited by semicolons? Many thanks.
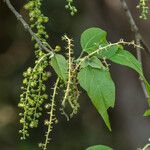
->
144;109;150;116
77;66;115;130
98;45;122;59
81;27;107;53
109;49;142;75
80;56;103;69
109;48;150;107
51;54;68;81
86;145;113;150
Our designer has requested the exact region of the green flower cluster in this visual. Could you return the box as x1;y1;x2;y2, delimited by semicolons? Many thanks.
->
39;78;60;150
19;55;51;139
19;0;79;147
68;72;80;118
24;0;51;55
19;0;54;142
61;35;80;119
137;0;149;19
65;0;77;16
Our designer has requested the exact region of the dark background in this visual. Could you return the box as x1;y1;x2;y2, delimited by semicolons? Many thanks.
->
0;0;150;150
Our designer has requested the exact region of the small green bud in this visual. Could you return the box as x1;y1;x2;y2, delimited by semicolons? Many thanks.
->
44;119;49;126
37;17;43;23
34;43;39;49
27;67;32;75
23;72;27;77
54;45;61;52
45;103;51;109
18;103;24;108
20;118;25;124
71;12;74;16
43;17;49;23
74;8;77;13
65;5;69;9
31;82;36;87
38;67;43;73
23;79;28;85
55;119;58;124
30;121;37;128
38;143;44;148
21;137;25;140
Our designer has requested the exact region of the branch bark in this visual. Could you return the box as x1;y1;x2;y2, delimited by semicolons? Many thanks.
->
120;0;149;100
4;0;54;54
120;0;150;56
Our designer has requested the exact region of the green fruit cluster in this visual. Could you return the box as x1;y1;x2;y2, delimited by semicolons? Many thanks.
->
19;57;51;139
19;0;53;140
65;0;77;16
137;0;149;20
24;0;51;55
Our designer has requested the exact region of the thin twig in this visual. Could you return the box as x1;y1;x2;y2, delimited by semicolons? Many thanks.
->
120;0;150;56
62;35;73;107
120;0;149;100
43;77;60;150
73;40;142;72
135;34;149;99
4;0;54;54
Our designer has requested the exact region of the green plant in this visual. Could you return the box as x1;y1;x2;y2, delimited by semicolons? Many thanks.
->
18;26;150;149
137;0;149;20
4;0;150;149
65;0;77;16
86;139;150;150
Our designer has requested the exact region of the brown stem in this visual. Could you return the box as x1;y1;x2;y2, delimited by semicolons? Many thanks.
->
120;0;150;55
120;0;149;100
4;0;54;54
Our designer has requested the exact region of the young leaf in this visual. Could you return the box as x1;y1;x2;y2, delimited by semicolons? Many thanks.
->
77;66;115;130
51;54;68;82
86;145;113;150
81;27;107;53
80;56;103;69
